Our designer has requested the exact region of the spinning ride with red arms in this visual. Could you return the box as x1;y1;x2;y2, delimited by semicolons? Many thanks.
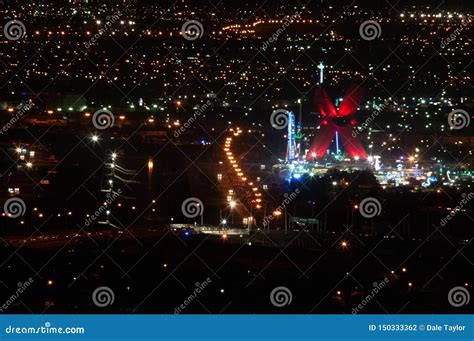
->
307;84;368;160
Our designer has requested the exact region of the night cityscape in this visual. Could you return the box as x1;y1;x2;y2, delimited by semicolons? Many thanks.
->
0;0;473;318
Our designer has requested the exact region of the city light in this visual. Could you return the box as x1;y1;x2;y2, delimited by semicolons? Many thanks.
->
1;1;471;321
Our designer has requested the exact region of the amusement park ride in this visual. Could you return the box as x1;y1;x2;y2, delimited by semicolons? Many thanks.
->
280;63;471;188
306;84;368;161
286;61;367;164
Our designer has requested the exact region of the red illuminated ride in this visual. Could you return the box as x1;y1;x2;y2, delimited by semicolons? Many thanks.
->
307;85;368;160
